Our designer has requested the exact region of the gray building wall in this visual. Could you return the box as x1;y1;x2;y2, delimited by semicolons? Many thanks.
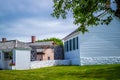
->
54;46;64;60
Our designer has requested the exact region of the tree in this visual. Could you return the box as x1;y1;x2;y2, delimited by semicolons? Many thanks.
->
37;37;63;46
52;0;120;33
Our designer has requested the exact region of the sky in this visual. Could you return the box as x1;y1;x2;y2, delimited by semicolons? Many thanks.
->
0;0;117;42
0;0;77;42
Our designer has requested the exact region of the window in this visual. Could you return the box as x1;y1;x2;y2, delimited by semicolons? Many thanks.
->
73;38;75;50
70;40;72;51
67;41;69;52
0;52;1;60
4;52;13;60
48;57;50;60
71;39;73;51
76;37;79;49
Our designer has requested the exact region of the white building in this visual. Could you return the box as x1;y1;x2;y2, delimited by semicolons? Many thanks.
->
63;16;120;65
0;39;31;70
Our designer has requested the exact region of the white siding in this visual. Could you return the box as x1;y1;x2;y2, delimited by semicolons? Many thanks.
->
14;49;31;70
79;18;120;57
64;35;80;65
79;17;120;65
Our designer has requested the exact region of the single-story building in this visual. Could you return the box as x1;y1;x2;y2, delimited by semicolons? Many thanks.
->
63;15;120;65
0;39;31;70
0;36;64;70
29;36;64;61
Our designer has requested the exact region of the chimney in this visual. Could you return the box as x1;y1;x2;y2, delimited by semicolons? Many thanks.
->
31;36;36;43
2;38;7;42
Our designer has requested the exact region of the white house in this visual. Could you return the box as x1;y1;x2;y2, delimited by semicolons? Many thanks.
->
0;39;31;70
63;16;120;65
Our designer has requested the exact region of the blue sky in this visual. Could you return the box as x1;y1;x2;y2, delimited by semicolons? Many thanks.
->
0;0;77;42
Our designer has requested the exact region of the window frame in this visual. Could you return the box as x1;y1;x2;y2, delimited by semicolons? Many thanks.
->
73;38;75;50
70;39;72;51
67;41;69;52
76;37;79;49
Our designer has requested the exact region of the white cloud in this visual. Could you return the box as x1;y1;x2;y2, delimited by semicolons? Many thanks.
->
0;0;53;16
0;0;78;42
0;17;77;42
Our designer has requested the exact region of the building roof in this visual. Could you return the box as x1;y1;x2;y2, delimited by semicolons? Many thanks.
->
0;39;55;50
28;41;54;49
0;40;31;50
29;41;54;46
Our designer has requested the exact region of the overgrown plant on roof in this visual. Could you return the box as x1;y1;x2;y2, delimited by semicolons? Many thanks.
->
37;37;63;46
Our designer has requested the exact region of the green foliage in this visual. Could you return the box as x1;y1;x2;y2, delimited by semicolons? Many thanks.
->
0;64;120;80
37;37;63;46
52;0;120;33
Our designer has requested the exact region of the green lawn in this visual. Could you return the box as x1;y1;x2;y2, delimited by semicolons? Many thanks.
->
0;64;120;80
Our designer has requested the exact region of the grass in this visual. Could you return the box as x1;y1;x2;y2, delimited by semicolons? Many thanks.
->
0;64;120;80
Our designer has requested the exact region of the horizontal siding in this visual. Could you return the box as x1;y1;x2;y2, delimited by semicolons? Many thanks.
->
80;18;120;57
65;50;80;65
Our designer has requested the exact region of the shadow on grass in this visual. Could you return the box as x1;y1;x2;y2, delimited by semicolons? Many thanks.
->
68;65;120;80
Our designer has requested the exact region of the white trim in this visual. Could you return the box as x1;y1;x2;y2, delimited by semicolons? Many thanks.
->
63;31;80;41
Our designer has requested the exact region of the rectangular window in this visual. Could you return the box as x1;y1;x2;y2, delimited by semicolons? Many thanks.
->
71;39;73;51
64;42;66;52
48;57;50;60
67;41;69;52
68;40;70;51
73;38;75;50
70;39;72;51
0;52;1;60
76;37;79;49
4;52;13;60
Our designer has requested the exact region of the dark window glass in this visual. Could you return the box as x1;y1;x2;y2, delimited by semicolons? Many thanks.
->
70;40;72;51
73;38;75;50
48;57;50;60
4;52;12;60
76;37;79;49
68;40;70;51
67;41;69;52
0;52;1;60
64;42;66;52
